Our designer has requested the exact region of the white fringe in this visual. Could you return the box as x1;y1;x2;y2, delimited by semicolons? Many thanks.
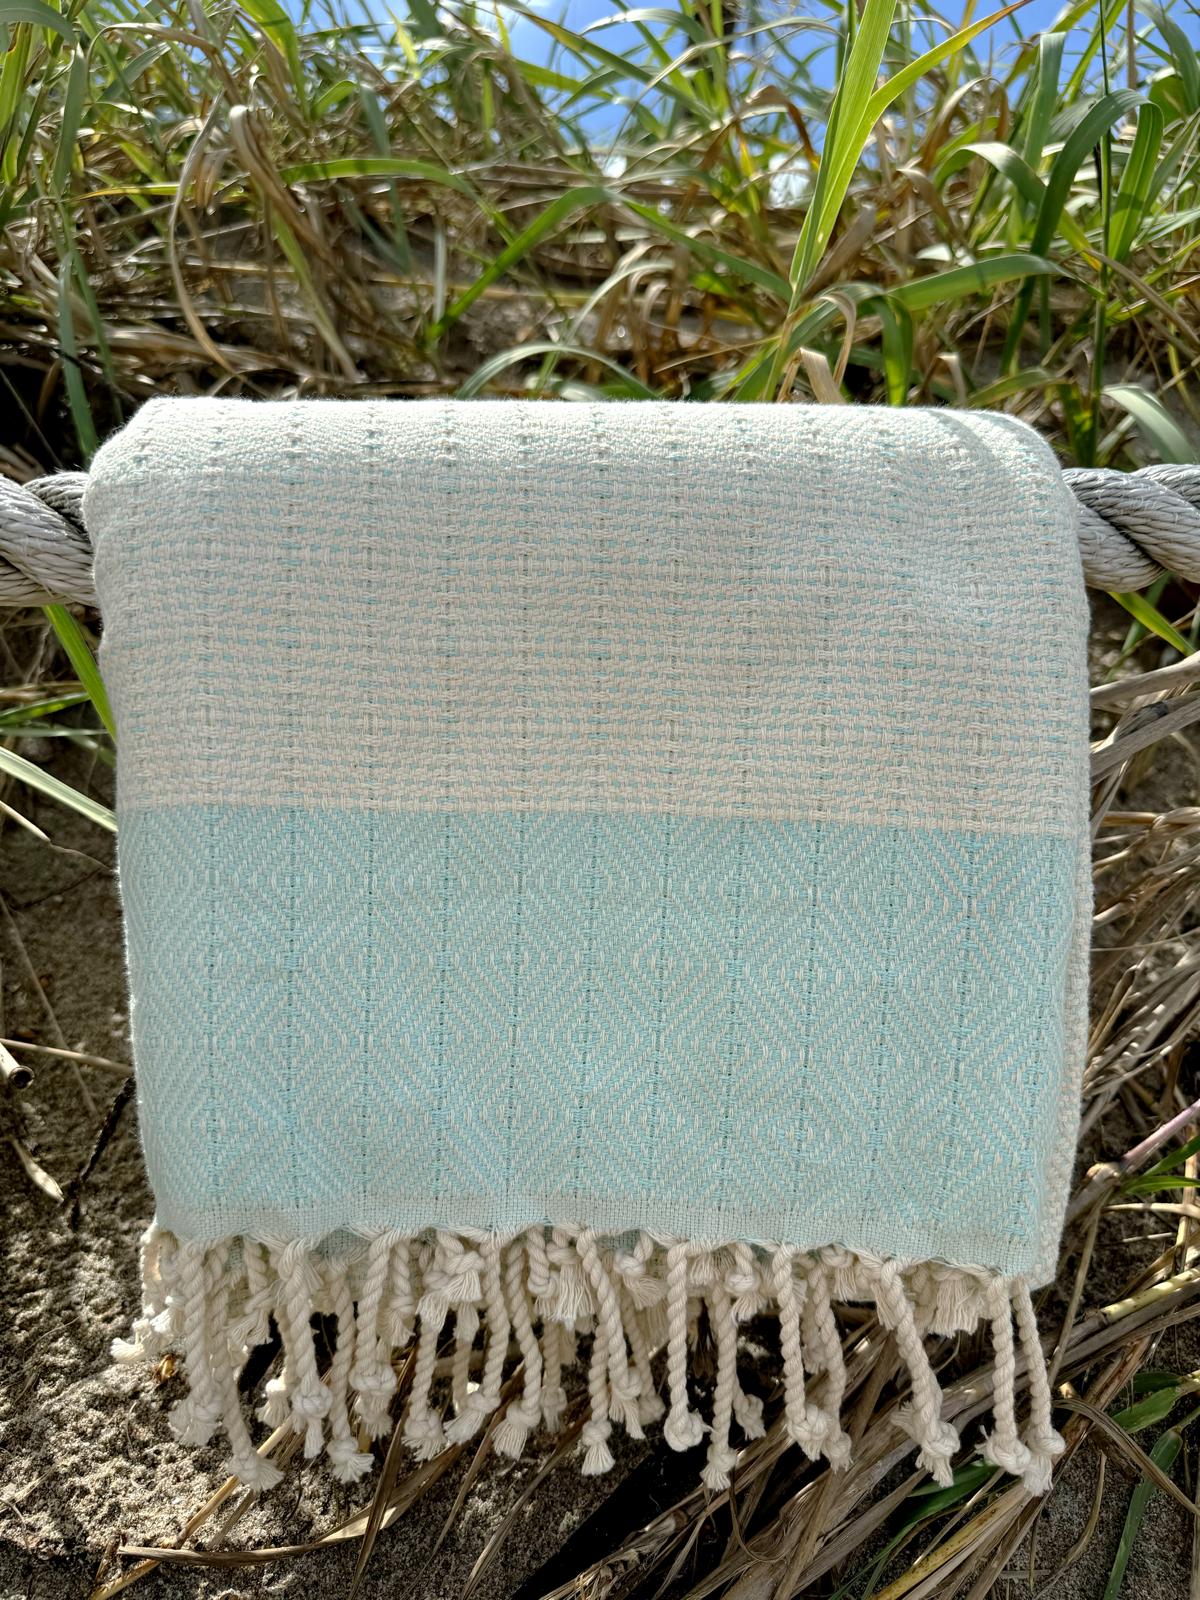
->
113;1225;1065;1496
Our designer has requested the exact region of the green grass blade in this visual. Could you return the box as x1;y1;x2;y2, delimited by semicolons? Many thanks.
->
1110;101;1165;263
0;0;74;41
0;692;90;729
1019;30;1066;168
889;253;1057;311
237;0;307;112
457;341;659;398
50;44;86;191
788;0;898;298
1109;590;1192;656
1140;3;1200;113
43;604;115;739
0;742;116;831
428;185;609;340
55;258;99;460
1104;382;1196;462
1000;86;1143;369
1101;1428;1183;1600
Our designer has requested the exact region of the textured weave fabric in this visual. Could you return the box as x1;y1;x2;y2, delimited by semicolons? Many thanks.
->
87;397;1091;1493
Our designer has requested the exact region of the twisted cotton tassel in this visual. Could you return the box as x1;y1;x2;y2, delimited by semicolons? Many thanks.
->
772;1247;825;1460
541;1317;568;1432
701;1281;740;1492
446;1238;509;1444
252;1241;291;1429
276;1241;331;1458
525;1226;554;1317
547;1226;591;1323
209;1263;284;1491
350;1232;401;1440
1011;1279;1065;1494
578;1230;643;1435
728;1242;765;1323
801;1257;851;1467
613;1232;663;1311
876;1261;959;1487
112;1225;174;1363
979;1275;1034;1483
580;1319;615;1474
721;1251;765;1439
404;1291;449;1459
663;1242;705;1451
323;1263;374;1483
450;1303;479;1418
228;1238;274;1356
120;1227;1069;1499
495;1237;544;1458
381;1236;417;1349
621;1286;665;1426
168;1242;226;1447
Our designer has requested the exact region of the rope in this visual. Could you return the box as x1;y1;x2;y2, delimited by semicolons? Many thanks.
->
2;462;1199;606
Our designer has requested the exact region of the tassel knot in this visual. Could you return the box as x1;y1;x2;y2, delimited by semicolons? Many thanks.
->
580;1418;615;1476
494;1395;543;1459
326;1437;375;1483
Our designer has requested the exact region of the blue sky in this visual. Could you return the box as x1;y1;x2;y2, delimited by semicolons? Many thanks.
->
314;0;1200;141
497;0;1200;86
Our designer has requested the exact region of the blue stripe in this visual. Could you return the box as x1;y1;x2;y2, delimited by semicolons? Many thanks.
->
118;803;1077;1273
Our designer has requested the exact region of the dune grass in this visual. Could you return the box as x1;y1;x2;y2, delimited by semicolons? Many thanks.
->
2;2;1200;1596
0;0;1197;460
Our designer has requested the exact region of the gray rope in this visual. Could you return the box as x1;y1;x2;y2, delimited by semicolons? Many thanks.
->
0;474;92;607
1;462;1200;607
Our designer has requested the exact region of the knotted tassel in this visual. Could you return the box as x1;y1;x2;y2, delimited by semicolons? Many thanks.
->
275;1241;331;1458
112;1225;174;1364
350;1231;402;1440
801;1256;852;1467
547;1226;592;1323
701;1280;739;1492
727;1242;765;1323
577;1230;643;1435
525;1226;554;1317
1011;1278;1065;1494
876;1260;959;1487
580;1317;615;1475
773;1246;826;1460
227;1238;275;1357
445;1238;508;1444
404;1293;449;1459
190;1257;282;1491
621;1286;666;1426
979;1275;1033;1483
324;1263;374;1483
494;1236;544;1459
613;1232;663;1311
663;1242;705;1451
168;1242;226;1448
380;1234;417;1351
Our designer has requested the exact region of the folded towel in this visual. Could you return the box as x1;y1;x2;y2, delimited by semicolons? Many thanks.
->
86;397;1089;1494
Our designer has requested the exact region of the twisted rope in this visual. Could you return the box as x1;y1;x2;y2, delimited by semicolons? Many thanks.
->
2;463;1199;606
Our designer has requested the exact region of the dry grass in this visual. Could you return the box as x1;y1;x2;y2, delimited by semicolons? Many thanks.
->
0;0;1198;462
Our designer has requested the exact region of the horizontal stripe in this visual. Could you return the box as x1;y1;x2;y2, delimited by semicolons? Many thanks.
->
88;399;1089;837
119;803;1078;1275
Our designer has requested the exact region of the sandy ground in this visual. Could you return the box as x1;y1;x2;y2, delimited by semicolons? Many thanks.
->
1;732;1198;1599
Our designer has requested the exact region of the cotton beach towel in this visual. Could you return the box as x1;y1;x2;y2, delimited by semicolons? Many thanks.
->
85;397;1090;1496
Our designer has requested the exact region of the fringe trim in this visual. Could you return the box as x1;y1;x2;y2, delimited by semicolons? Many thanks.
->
112;1225;1065;1496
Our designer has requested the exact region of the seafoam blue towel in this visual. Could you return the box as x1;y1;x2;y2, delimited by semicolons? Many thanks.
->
87;398;1089;1494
